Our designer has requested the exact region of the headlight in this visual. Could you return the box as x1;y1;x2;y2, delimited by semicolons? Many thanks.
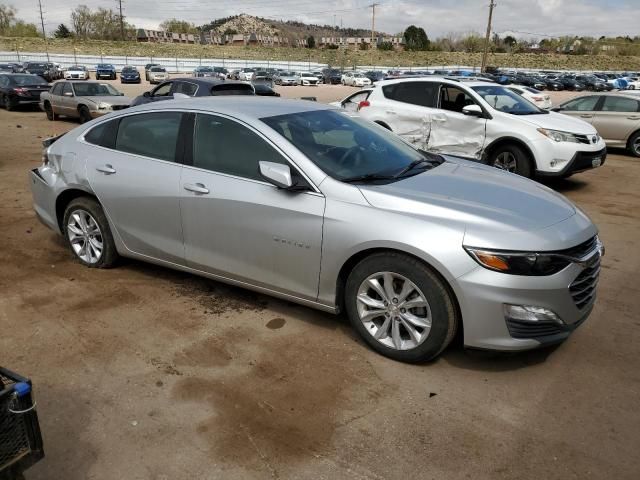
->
464;247;571;276
537;128;581;143
97;102;112;110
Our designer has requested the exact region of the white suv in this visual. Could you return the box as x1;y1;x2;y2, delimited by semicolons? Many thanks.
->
358;78;607;178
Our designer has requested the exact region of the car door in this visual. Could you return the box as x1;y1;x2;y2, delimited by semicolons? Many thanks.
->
557;95;602;125
377;81;441;149
429;84;487;158
179;113;325;300
57;82;75;116
590;96;640;144
84;111;186;264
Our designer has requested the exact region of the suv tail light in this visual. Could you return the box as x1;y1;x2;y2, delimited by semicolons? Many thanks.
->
13;87;29;95
357;100;370;111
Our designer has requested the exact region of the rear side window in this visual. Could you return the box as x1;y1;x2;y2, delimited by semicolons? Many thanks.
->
174;82;198;96
51;83;63;95
210;83;254;96
115;112;183;161
85;119;118;148
601;96;639;112
382;82;438;107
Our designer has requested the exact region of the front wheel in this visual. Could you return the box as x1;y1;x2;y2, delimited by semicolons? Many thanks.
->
44;102;58;121
345;252;458;363
63;197;118;268
3;94;16;111
488;144;533;177
78;105;92;124
628;131;640;158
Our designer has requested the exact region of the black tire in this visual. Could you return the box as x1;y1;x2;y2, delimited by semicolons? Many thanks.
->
63;197;119;268
628;131;640;158
3;93;16;111
488;143;533;178
345;252;458;363
78;105;92;124
44;102;58;121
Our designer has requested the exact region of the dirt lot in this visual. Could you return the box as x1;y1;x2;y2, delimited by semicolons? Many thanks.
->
1;82;639;480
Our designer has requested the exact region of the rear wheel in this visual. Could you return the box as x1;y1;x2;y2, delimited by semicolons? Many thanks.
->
628;131;640;158
78;105;92;124
3;94;16;111
63;197;118;268
489;144;533;177
345;252;458;363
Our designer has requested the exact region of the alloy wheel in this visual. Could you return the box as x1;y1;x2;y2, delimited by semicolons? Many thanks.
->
633;137;640;156
66;209;103;264
356;272;432;350
494;152;518;172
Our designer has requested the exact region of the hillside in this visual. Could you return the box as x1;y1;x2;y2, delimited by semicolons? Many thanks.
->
198;13;374;42
2;37;639;71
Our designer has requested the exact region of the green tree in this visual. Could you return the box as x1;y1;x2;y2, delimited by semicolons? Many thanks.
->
503;35;517;47
54;23;72;38
159;18;196;34
8;19;39;37
403;25;429;51
0;3;16;34
378;41;393;51
306;35;315;48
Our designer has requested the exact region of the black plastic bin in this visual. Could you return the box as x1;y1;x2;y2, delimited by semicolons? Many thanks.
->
0;368;44;479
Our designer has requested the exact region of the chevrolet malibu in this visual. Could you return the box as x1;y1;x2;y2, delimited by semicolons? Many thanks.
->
29;98;603;362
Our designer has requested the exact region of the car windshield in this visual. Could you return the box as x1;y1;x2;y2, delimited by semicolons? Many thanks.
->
122;67;137;72
150;67;165;72
9;74;48;86
69;65;85;71
261;109;442;182
198;67;213;72
73;83;121;96
280;72;294;76
255;71;268;76
97;64;111;68
27;63;46;69
471;85;544;115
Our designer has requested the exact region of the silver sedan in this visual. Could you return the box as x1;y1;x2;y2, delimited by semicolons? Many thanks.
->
29;97;603;362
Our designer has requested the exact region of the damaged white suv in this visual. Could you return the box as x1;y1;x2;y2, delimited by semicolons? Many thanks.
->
358;78;607;178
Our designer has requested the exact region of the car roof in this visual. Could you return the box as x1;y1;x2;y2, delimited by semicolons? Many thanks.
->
167;77;244;86
129;96;330;119
373;77;496;88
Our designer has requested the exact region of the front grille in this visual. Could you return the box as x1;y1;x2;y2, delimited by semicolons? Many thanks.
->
571;148;607;172
561;236;598;259
570;257;600;310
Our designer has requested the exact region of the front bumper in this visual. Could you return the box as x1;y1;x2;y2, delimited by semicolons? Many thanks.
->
537;147;607;177
121;77;141;83
530;135;607;175
96;72;115;78
456;249;600;351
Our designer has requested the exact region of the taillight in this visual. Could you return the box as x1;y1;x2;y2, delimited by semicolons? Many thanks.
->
531;96;543;101
357;100;370;111
42;148;50;166
13;87;29;95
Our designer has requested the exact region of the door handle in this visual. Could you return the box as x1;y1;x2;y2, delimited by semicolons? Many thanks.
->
580;114;593;118
627;116;640;120
384;110;397;115
184;183;210;194
96;164;116;174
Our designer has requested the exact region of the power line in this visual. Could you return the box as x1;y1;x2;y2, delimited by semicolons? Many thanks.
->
37;0;50;61
117;0;124;40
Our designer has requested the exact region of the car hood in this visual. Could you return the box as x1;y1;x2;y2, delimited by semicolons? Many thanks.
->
511;111;597;134
357;159;578;237
81;96;131;105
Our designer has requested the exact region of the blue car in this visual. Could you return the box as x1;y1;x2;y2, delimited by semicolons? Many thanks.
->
120;65;141;84
95;63;117;80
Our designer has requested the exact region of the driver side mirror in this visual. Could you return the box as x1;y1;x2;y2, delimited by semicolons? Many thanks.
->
462;104;484;117
550;106;563;112
143;91;151;98
63;91;73;97
259;161;293;189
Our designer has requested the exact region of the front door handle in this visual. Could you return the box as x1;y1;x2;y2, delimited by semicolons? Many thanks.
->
184;183;210;194
580;114;593;118
96;164;116;174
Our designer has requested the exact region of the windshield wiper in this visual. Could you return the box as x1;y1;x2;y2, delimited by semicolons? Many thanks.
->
392;158;442;179
341;173;396;183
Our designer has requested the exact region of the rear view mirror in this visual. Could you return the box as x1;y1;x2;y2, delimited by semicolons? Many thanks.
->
550;106;563;112
63;92;73;97
143;91;151;98
462;104;483;117
259;161;293;189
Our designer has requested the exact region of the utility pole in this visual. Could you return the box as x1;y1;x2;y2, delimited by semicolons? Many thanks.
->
37;0;50;62
369;3;379;68
480;0;496;73
118;0;125;41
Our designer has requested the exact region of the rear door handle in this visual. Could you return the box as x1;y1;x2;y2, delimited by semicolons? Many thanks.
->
579;114;593;118
385;110;397;115
184;183;210;194
96;164;116;174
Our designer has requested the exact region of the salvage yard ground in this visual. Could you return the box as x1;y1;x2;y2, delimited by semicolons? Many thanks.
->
1;83;639;479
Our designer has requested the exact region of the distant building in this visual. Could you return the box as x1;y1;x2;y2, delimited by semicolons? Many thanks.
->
136;29;199;44
199;31;289;47
318;36;404;50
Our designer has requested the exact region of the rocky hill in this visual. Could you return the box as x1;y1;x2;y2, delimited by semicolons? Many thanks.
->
198;13;376;41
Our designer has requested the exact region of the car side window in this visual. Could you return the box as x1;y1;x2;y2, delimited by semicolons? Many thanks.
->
563;96;600;111
174;82;198;96
50;83;62;95
62;82;73;96
115;112;183;162
342;91;371;112
85;119;118;148
152;82;172;97
439;86;476;113
382;82;438;108
601;96;639;113
193;114;289;181
0;76;8;87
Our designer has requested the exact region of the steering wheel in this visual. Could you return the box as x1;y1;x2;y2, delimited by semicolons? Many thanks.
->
337;146;363;168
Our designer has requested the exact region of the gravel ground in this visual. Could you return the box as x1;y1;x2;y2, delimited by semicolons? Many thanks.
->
1;80;639;480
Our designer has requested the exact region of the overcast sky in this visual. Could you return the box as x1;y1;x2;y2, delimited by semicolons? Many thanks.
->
13;0;639;39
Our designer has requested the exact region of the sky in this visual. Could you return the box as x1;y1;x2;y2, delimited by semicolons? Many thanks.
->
13;0;640;39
